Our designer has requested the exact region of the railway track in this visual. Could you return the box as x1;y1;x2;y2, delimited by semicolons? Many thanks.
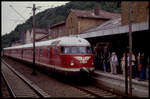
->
69;83;122;98
1;59;51;98
2;57;122;98
1;73;15;98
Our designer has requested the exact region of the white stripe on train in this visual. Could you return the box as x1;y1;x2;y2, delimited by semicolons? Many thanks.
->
21;57;95;72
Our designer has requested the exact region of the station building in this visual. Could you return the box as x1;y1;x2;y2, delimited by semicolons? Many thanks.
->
19;1;149;57
76;1;149;58
47;1;149;58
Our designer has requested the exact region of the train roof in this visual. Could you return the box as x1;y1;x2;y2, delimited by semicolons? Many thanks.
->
4;36;90;50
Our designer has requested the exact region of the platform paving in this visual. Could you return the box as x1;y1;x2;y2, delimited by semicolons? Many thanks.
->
93;70;149;98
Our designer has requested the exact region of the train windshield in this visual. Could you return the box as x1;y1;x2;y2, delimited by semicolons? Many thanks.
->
61;46;92;54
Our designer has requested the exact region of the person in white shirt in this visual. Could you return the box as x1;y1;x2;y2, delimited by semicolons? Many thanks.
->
127;52;136;78
121;53;126;76
109;52;118;74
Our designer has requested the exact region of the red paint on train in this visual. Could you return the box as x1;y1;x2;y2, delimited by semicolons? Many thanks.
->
3;37;95;76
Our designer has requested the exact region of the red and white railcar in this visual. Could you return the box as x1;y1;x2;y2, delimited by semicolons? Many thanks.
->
3;36;95;76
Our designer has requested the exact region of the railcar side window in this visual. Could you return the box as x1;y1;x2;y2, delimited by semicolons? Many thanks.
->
47;48;50;57
56;47;58;53
40;49;42;56
35;49;38;55
31;50;33;55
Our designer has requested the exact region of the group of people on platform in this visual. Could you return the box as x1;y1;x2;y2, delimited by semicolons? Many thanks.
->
93;49;149;81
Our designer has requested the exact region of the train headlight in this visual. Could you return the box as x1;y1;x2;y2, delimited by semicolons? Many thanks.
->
70;61;74;66
92;62;94;65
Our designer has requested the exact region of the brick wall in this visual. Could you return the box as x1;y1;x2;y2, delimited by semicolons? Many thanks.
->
78;17;106;33
66;11;108;36
51;25;66;39
66;11;78;35
121;1;149;25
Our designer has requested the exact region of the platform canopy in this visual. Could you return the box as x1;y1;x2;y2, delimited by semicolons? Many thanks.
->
77;21;149;39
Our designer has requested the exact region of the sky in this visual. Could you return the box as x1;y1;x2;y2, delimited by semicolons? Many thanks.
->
1;1;69;36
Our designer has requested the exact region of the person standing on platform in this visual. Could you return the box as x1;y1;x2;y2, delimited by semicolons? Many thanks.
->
121;52;126;76
146;57;149;80
99;53;103;70
102;54;107;72
93;46;99;69
106;52;111;72
137;52;141;77
146;56;149;80
109;52;118;74
127;52;136;78
139;53;148;81
131;53;136;78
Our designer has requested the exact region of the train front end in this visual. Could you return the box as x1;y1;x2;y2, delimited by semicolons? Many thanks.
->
59;37;95;77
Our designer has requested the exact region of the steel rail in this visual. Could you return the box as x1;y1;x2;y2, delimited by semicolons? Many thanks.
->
2;59;51;98
1;72;16;98
69;83;121;98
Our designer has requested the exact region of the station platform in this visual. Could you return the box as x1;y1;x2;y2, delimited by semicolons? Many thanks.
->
93;70;149;98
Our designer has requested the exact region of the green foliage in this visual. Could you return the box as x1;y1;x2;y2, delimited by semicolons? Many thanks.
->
2;31;20;48
2;1;121;48
100;1;121;13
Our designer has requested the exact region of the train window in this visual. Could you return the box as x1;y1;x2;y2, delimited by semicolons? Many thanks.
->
61;46;92;54
87;46;92;54
40;49;42;56
47;48;50;57
61;46;69;54
31;50;33;55
71;47;78;54
71;46;92;54
64;47;70;54
61;47;64;53
25;50;26;55
51;40;60;45
36;49;38;55
78;47;86;54
56;47;60;54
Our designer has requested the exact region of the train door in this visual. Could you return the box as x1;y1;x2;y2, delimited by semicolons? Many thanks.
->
54;46;61;73
51;46;55;65
42;46;49;64
35;47;39;63
51;45;56;73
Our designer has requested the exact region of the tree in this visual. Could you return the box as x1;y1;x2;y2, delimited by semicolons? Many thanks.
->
2;1;121;48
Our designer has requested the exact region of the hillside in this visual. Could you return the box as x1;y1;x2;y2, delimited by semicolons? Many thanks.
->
2;1;121;48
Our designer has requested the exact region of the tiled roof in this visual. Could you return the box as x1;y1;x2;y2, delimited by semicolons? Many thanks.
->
36;33;49;41
82;17;121;33
25;28;48;34
71;9;121;19
50;21;65;28
34;28;48;34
